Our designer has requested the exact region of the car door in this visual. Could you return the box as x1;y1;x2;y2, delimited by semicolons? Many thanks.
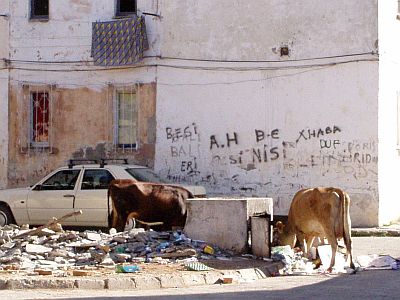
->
74;168;115;227
26;168;81;225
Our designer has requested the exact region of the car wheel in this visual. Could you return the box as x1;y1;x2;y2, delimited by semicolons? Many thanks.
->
0;204;15;227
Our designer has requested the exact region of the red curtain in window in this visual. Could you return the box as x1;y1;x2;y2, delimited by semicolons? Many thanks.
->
32;92;49;143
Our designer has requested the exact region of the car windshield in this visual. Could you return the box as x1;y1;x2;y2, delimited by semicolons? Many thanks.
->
126;168;168;183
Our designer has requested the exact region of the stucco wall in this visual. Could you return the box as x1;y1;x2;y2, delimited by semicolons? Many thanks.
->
8;81;156;187
159;0;377;61
5;0;159;187
154;0;380;226
378;0;400;225
0;1;10;188
155;62;379;227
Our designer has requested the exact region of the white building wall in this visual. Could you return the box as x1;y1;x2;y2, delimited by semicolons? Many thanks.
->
378;0;400;225
8;0;160;72
3;0;387;226
154;0;380;226
0;1;10;188
9;0;160;63
5;1;160;184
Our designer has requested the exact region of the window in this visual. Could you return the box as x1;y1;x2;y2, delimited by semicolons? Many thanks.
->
126;168;167;183
30;91;50;146
116;91;138;149
81;169;115;190
39;170;80;190
116;0;137;17
30;0;49;20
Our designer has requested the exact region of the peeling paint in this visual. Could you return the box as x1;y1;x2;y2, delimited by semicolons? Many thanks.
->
8;83;156;188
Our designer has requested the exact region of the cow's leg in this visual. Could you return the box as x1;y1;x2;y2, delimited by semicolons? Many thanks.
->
113;212;128;232
305;236;315;259
344;238;355;270
327;237;338;273
296;232;308;256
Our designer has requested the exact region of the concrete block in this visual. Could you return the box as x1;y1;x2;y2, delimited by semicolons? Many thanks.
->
204;272;223;285
181;273;207;286
105;277;136;290
251;216;272;257
133;275;161;290
158;274;185;288
32;279;75;289
6;279;35;289
237;268;264;282
185;198;273;253
0;279;7;290
74;278;105;289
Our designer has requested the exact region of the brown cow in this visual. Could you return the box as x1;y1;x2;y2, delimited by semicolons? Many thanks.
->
107;179;193;232
275;187;355;272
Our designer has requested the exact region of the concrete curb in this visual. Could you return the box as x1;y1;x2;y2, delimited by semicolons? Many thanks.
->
352;227;400;237
0;262;283;290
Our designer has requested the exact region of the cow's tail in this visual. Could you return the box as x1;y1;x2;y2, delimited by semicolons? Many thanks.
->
338;189;355;270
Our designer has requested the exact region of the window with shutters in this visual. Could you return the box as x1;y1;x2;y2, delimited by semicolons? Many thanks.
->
115;91;138;149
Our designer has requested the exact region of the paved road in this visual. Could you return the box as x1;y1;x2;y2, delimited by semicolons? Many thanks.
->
2;237;400;300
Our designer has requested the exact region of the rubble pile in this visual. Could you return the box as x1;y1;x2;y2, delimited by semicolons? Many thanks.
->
0;222;231;277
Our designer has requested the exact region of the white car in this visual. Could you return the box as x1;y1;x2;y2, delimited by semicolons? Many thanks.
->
0;159;206;228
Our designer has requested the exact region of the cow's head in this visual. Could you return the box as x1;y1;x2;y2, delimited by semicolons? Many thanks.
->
273;221;296;248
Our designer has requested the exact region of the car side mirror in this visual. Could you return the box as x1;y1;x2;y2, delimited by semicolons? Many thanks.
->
33;184;42;191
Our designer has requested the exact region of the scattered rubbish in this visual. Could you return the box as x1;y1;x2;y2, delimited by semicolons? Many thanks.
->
185;261;213;271
34;269;53;276
216;256;232;261
203;245;215;255
0;212;233;278
271;245;297;275
271;244;353;275
317;245;346;273
356;254;398;270
391;261;399;270
222;275;234;284
72;269;92;277
115;264;140;273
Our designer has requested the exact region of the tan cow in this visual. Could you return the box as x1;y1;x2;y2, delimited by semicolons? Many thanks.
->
275;187;355;272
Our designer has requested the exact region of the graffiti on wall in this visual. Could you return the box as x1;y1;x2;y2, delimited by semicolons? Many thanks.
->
210;129;282;168
165;123;201;180
163;123;378;192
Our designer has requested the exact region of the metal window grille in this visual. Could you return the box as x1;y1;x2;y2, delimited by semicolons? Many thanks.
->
116;89;138;151
30;89;50;147
30;0;49;19
116;0;137;17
